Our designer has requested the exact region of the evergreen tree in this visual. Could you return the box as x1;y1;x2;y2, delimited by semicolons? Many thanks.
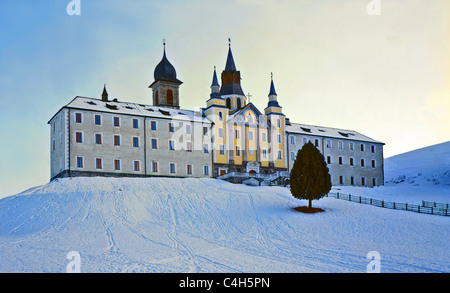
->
289;141;332;209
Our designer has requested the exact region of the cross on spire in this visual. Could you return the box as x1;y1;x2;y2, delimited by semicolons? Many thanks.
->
246;92;252;103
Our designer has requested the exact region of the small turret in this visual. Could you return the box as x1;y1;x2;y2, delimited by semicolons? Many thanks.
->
101;84;108;102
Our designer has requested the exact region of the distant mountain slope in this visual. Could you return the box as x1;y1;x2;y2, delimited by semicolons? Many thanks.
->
385;141;450;186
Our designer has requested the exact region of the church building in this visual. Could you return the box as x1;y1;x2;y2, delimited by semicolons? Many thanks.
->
48;41;385;187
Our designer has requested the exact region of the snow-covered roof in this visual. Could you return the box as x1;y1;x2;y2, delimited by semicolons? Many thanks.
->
49;96;211;124
286;122;384;144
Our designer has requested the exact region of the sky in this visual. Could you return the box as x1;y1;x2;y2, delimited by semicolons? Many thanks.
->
0;0;449;197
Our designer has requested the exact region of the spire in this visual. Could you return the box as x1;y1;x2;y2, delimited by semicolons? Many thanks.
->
101;83;108;102
268;72;277;97
153;40;182;84
267;73;280;107
211;66;219;87
224;39;236;72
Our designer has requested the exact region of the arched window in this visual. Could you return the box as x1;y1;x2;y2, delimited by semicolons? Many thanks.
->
237;98;241;109
218;111;223;121
167;89;173;105
155;92;159;106
226;98;231;109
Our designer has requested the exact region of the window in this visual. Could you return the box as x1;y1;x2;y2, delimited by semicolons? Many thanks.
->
218;111;223;121
237;98;241;109
133;137;139;148
361;177;366;186
95;133;102;145
76;156;83;168
326;140;331;148
248;131;254;141
75;132;83;143
219;144;225;155
218;128;224;138
361;158;365;167
351;176;355;185
235;129;240;139
114;159;121;171
277;118;281;128
372;178;377;186
94;114;101;125
168;122;174;133
133;119;139;129
349;157;354;166
203;143;209;154
151;120;157;131
338;141;343;150
339;176;343;185
186;141;193;152
186;124;191;134
276;134;282;144
95;158;102;170
261;132;267;142
349;142;354;151
167;89;173;105
371;145;375;153
262;149;267;159
52;139;55;151
75;113;82;123
327;156;331;164
314;139;319;147
151;138;158;149
290;152;295;161
133;160;140;172
114;135;121;146
203;165;210;176
113;117;120;127
339;157;343;165
277;150;282;160
187;164;193;175
371;159;376;168
360;144;365;152
235;146;241;157
152;161;158;173
169;140;175;151
203;126;208;136
290;136;295;144
170;163;176;174
226;98;231;109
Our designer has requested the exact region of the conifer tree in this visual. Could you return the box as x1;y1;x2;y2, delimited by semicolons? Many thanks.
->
289;141;332;209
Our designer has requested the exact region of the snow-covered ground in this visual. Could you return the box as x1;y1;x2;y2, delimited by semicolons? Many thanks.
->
0;142;449;273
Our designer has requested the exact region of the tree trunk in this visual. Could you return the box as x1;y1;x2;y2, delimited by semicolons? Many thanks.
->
308;198;312;209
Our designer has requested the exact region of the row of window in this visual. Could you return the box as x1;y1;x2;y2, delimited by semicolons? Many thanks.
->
75;156;210;175
326;156;377;168
335;175;377;187
74;112;209;135
290;136;377;153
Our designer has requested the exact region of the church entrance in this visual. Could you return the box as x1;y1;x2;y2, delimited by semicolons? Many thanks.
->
249;170;256;176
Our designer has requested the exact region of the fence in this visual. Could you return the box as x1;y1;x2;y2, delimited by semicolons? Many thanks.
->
326;192;449;217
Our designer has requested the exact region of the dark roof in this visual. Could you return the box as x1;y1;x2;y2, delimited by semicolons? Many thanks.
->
269;78;277;96
211;67;220;87
153;47;182;84
224;47;236;72
219;82;245;96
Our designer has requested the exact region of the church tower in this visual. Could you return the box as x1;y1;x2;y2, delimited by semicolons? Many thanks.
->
264;74;286;169
220;40;246;113
149;42;183;109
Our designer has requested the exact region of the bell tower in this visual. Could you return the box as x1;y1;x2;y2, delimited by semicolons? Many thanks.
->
149;42;183;109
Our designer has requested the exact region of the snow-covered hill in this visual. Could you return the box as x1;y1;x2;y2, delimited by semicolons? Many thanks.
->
384;141;450;186
0;175;449;273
